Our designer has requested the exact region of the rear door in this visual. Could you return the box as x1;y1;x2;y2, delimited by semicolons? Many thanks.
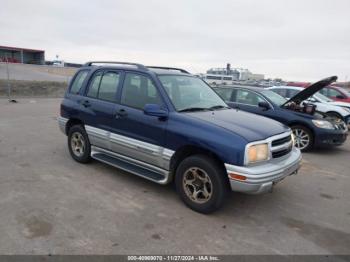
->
79;69;122;149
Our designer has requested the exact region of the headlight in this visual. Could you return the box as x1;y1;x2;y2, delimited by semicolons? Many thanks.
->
245;143;269;164
312;119;334;129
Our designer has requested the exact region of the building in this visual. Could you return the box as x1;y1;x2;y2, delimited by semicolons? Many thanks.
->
207;64;240;80
0;45;45;65
204;63;265;85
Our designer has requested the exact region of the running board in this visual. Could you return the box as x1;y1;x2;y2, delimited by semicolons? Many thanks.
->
91;146;170;184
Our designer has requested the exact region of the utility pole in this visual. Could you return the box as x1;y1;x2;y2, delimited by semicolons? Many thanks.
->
5;56;16;103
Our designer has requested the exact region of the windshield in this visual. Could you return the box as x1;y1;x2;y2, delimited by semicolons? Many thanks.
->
260;90;287;106
158;75;227;111
314;92;333;102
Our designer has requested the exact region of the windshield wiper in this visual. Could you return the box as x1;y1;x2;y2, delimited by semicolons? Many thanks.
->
208;105;229;110
178;107;209;113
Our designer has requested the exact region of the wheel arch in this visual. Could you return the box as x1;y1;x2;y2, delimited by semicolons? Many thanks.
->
169;145;227;181
325;111;344;120
65;118;85;135
288;121;315;145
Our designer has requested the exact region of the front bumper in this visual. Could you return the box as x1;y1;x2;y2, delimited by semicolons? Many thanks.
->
225;147;302;194
314;129;348;147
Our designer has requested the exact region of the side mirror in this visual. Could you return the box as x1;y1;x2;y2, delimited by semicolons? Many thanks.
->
144;104;168;118
258;101;270;110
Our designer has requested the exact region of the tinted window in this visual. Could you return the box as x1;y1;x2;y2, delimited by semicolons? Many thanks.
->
70;70;88;94
121;73;162;109
215;88;233;101
87;71;102;98
86;71;120;102
98;72;120;102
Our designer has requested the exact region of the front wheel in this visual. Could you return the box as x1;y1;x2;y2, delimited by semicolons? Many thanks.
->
291;125;314;151
68;125;92;163
175;155;229;214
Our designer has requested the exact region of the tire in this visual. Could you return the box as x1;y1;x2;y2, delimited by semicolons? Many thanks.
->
291;125;314;152
67;125;92;163
175;155;229;214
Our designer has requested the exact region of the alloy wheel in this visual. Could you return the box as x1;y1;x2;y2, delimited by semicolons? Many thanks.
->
292;128;310;150
70;132;85;157
183;167;213;204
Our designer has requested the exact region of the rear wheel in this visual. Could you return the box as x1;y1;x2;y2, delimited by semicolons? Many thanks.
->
68;125;91;163
175;155;229;214
291;125;313;151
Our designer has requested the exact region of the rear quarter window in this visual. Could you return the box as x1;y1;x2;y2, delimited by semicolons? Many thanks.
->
70;70;89;94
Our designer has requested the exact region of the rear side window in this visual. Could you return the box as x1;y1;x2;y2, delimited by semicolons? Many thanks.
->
121;73;162;109
86;71;120;102
70;70;89;94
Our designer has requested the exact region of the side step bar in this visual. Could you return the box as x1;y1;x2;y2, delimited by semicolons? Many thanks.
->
91;146;171;184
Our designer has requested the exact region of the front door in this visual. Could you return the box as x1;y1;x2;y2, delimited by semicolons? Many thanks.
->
110;72;168;169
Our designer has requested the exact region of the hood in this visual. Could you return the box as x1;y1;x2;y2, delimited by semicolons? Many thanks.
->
282;76;338;106
186;109;289;142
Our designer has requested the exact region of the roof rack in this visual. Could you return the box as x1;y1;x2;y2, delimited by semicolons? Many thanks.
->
84;61;147;70
147;66;190;74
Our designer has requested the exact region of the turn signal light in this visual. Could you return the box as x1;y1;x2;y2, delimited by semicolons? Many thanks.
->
229;173;247;181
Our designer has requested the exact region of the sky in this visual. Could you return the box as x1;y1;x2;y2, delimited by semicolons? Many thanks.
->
0;0;349;81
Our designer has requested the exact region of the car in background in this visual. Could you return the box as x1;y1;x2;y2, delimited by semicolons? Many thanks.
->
215;76;348;151
268;85;350;123
318;85;350;103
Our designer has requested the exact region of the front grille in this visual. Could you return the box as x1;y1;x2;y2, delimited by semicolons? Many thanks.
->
271;134;293;159
272;147;292;158
271;135;291;147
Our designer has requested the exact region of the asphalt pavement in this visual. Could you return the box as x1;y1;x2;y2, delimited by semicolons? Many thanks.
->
0;98;349;255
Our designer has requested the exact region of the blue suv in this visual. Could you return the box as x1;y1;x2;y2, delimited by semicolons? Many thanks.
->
58;61;302;213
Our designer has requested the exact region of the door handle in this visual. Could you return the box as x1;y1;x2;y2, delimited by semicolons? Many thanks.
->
81;100;91;108
116;109;128;119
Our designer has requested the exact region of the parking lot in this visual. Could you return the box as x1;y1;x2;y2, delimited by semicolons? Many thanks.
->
0;98;349;255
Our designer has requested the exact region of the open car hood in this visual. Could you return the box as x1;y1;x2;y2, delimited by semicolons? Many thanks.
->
282;76;338;107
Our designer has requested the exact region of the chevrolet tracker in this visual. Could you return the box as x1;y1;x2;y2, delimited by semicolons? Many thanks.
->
58;61;302;213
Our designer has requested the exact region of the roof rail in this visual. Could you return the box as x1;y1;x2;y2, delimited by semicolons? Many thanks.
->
84;61;147;70
147;66;190;74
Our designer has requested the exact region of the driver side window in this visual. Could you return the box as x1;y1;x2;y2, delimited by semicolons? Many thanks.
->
121;73;162;110
236;89;265;106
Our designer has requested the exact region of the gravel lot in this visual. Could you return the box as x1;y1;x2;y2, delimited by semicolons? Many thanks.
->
0;98;349;255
